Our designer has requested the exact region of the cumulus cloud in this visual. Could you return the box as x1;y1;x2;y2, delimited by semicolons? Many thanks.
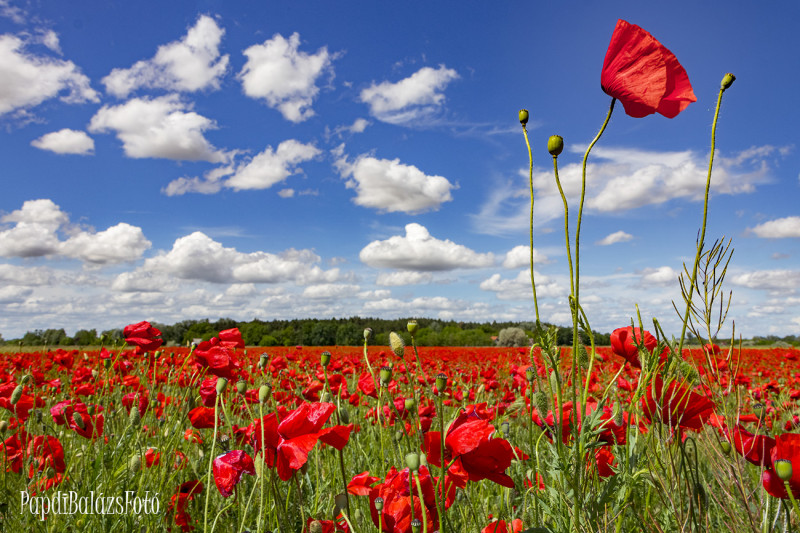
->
302;283;360;299
360;65;458;124
731;269;800;291
480;269;562;300
135;231;339;285
0;199;150;264
31;128;94;155
473;145;785;235
0;33;98;116
749;216;800;239
375;271;433;286
102;15;229;98
502;245;551;268
639;266;679;286
89;95;227;162
335;150;455;213
238;32;333;122
163;139;320;195
360;223;494;271
597;230;633;246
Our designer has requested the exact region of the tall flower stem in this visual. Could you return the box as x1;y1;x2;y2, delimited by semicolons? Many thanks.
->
677;76;734;356
203;394;220;533
571;96;616;533
521;115;541;325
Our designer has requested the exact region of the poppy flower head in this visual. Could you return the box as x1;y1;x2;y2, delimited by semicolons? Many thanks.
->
601;19;696;118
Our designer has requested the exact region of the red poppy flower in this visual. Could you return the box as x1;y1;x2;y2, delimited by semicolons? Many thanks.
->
601;19;696;118
304;518;349;533
368;466;450;533
167;480;203;532
610;326;661;369
482;519;524;533
123;320;163;354
213;450;255;497
27;435;66;478
723;425;775;467
218;328;245;349
252;402;351;481
423;408;515;489
641;377;715;431
69;411;104;440
763;433;800;499
188;406;219;429
347;471;382;496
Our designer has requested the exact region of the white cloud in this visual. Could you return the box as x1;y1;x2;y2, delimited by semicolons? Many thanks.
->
375;271;433;286
89;95;227;162
0;33;98;116
238;32;332;122
480;269;563;300
0;199;150;264
278;189;295;198
136;231;339;285
360;65;458;124
597;230;633;246
0;285;32;303
732;269;800;291
31;128;94;155
360;223;494;271
749;216;800;239
473;145;784;235
639;266;679;286
336;151;455;213
102;15;229;98
224;140;320;191
302;283;360;299
502;245;551;268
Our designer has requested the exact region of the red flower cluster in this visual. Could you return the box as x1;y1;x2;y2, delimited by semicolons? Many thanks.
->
123;321;163;354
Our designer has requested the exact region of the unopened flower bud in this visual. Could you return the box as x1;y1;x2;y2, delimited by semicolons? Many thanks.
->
19;375;30;385
525;366;536;383
129;454;142;473
320;351;331;368
9;385;23;406
719;440;731;455
533;391;550;417
363;328;373;341
721;73;736;90
129;406;141;427
389;332;405;358
776;459;793;481
87;405;96;416
501;420;510;438
0;420;8;433
339;407;350;425
46;466;56;478
519;109;529;125
404;397;416;411
420;453;428;467
216;377;228;395
407;320;418;337
321;391;332;403
104;358;111;369
334;493;349;512
258;384;271;404
405;452;420;472
72;412;86;430
548;135;564;156
236;380;247;395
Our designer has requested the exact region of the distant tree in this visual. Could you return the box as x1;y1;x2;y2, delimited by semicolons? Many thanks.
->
258;334;281;347
73;329;99;346
335;323;362;346
239;321;271;346
22;331;43;345
212;317;238;332
497;327;529;347
42;328;68;346
182;320;214;344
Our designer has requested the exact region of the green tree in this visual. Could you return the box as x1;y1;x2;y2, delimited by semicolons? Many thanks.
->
335;323;362;346
73;329;99;346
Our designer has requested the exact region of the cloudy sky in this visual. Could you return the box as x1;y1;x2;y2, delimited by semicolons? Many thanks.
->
0;1;798;339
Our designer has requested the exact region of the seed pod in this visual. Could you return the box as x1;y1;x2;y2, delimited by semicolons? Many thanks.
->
419;452;428;467
721;73;736;90
216;377;228;395
374;496;384;511
321;391;332;403
720;440;732;455
363;328;373;341
404;397;416;411
407;320;418;336
334;493;349;512
776;459;793;481
379;366;393;386
411;518;422;533
389;332;405;358
435;373;447;392
308;521;323;533
258;384;271;404
548;135;564;156
320;351;331;368
501;421;510;438
405;452;420;472
0;420;7;433
236;380;247;395
519;109;529;125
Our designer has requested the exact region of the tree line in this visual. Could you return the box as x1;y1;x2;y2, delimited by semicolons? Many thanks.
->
1;317;615;348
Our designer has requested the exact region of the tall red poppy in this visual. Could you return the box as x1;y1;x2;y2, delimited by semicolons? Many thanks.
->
212;450;255;497
610;326;661;369
368;466;451;533
763;433;800;499
601;19;696;118
123;321;163;354
641;377;715;431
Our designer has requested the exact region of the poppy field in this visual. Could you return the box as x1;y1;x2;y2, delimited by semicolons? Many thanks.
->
1;15;792;533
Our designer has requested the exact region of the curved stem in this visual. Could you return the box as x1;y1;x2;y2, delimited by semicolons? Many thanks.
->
522;123;540;324
677;85;728;356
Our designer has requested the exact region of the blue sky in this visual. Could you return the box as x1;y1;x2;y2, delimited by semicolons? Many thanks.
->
0;0;799;339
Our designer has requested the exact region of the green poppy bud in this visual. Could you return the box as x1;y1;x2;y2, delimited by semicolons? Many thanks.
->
19;375;30;385
721;73;736;90
548;135;564;156
407;320;418;336
216;377;228;395
87;404;96;416
363;328;373;340
72;412;86;430
389;332;405;358
533;391;550;417
339;407;350;425
320;351;331;368
104;358;112;369
525;366;536;383
501;420;510;438
405;452;420;472
9;385;23;406
0;420;6;433
420;452;428;467
129;454;142;473
46;466;56;478
321;391;332;403
404;397;416;411
258;384;271;404
519;109;529;125
129;406;141;427
753;403;766;420
236;380;247;395
720;440;732;455
374;496;384;511
776;459;793;481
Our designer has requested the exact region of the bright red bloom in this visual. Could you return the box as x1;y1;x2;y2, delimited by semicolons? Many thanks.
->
166;480;203;532
27;435;66;478
610;326;661;369
641;377;715;431
423;408;515;489
601;19;696;118
188;406;219;429
123;320;163;354
724;425;775;467
368;466;451;533
69;411;104;440
252;402;351;481
218;328;245;349
213;450;255;497
348;471;382;496
482;519;524;533
763;433;800;499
